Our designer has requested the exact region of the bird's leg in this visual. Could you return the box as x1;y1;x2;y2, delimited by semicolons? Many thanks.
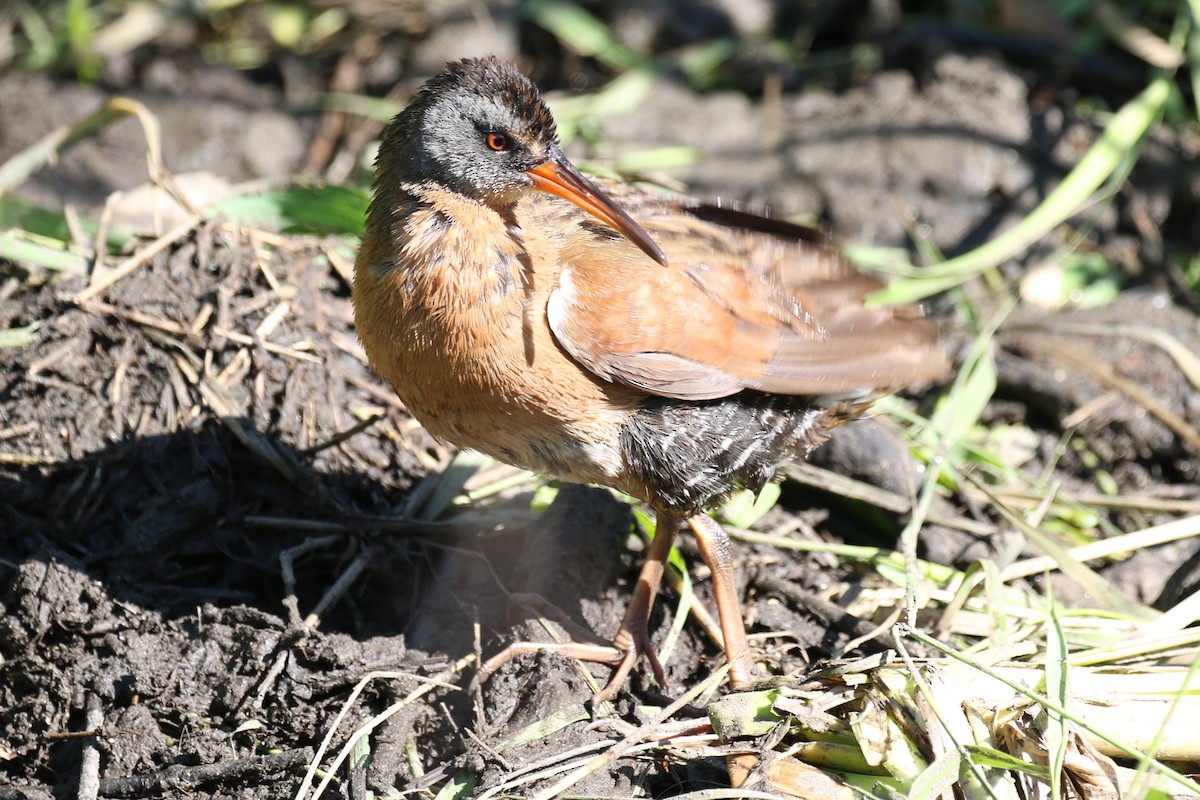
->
471;512;680;702
598;511;679;701
688;512;759;789
687;513;755;689
503;593;617;648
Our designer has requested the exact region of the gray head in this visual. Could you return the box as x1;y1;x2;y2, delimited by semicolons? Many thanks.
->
381;57;558;202
374;57;666;264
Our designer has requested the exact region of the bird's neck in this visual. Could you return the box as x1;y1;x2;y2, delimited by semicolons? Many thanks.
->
356;181;534;317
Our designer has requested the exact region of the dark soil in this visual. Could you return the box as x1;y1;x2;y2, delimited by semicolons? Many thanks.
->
3;8;1200;799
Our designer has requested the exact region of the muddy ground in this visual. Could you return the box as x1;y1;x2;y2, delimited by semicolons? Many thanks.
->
3;6;1200;799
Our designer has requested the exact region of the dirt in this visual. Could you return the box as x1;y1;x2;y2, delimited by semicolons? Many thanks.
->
3;14;1200;800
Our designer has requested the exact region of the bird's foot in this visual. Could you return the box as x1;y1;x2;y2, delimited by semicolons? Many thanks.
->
469;616;667;705
596;620;667;703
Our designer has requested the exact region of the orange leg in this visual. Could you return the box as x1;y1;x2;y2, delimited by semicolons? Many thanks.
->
599;511;678;700
687;513;754;689
689;512;759;789
472;512;680;703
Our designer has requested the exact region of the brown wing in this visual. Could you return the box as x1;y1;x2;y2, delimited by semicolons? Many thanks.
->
540;182;948;401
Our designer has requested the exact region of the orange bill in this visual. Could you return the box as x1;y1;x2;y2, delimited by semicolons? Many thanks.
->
527;150;667;266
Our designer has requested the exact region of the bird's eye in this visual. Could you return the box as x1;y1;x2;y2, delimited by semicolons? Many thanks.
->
485;132;508;151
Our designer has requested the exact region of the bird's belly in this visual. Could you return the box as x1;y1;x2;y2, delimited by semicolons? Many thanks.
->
366;308;629;485
410;387;624;485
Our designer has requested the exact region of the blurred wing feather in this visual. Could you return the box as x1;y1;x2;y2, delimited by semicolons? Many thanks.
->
542;183;948;400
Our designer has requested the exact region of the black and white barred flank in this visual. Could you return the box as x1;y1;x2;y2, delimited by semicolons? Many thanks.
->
619;392;832;512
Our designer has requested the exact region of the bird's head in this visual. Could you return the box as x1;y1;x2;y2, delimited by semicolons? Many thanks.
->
376;57;665;265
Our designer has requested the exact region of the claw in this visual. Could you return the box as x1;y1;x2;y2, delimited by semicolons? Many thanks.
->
473;519;681;701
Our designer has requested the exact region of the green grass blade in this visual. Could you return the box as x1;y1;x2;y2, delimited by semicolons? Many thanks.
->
210;184;369;236
0;230;89;273
310;92;403;122
906;627;1200;797
721;484;781;529
908;749;961;800
522;0;649;71
66;0;99;81
0;101;128;196
1189;0;1200;123
494;704;591;752
417;450;492;521
0;322;42;348
963;744;1050;778
1044;603;1070;800
970;478;1153;618
869;76;1172;306
1;196;133;250
433;771;478;800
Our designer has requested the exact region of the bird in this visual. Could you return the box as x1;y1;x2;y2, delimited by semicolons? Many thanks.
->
352;56;947;702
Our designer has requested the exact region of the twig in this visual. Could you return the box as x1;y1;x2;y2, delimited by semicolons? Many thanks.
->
298;662;473;800
74;215;202;303
525;665;731;800
197;376;326;500
1045;340;1200;454
75;693;103;800
303;546;375;629
279;535;343;627
98;748;314;798
476;718;717;797
756;573;892;653
325;243;355;287
210;326;321;363
302;414;383;456
249;514;465;537
989;488;1200;515
78;300;190;336
0;452;57;466
1001;514;1200;582
784;461;993;536
0;422;38;441
92;189;122;277
247;649;292;712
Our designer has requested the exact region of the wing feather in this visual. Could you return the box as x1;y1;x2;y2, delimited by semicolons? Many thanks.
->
539;182;947;400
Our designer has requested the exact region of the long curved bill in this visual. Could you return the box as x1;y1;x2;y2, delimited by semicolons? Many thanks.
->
527;149;667;266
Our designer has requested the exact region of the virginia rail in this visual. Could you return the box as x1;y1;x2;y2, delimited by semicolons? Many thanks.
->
353;57;947;701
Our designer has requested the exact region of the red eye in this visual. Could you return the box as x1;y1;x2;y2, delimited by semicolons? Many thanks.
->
486;132;508;151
